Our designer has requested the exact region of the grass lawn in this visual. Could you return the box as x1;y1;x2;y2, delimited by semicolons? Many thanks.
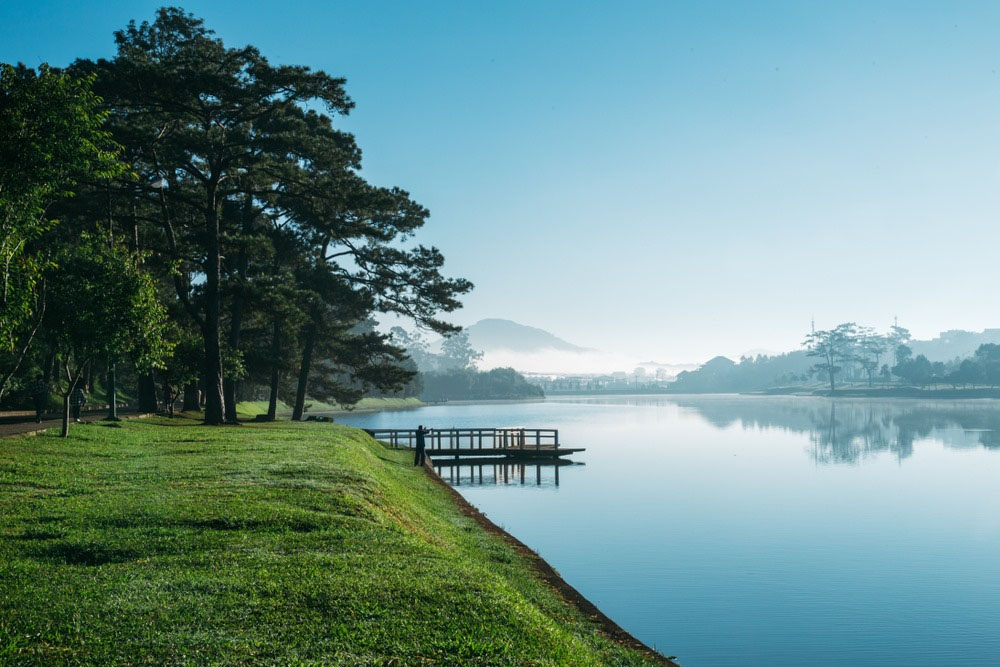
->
235;397;423;419
0;416;660;665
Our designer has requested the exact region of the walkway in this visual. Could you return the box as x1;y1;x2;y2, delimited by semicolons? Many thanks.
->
0;407;145;438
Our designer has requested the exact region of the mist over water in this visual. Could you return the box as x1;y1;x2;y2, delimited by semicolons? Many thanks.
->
340;396;1000;666
478;348;656;375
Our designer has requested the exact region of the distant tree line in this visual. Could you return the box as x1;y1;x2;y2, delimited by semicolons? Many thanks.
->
1;8;472;432
669;352;813;393
670;322;1000;393
805;323;1000;390
390;328;543;402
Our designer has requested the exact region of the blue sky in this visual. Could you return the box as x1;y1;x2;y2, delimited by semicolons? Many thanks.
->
4;1;1000;363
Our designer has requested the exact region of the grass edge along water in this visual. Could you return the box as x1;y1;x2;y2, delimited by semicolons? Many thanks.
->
0;415;670;665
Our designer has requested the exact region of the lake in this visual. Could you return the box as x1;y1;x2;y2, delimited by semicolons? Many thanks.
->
336;395;1000;666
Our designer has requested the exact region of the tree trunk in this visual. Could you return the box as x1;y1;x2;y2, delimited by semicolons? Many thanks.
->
61;394;70;437
183;382;200;411
222;286;244;421
203;186;225;425
829;372;835;393
292;323;317;421
138;374;158;412
266;320;281;421
222;378;239;422
105;363;119;421
223;190;254;423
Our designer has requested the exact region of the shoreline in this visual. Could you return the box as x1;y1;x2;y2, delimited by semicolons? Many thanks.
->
545;389;1000;400
0;417;664;663
422;450;679;666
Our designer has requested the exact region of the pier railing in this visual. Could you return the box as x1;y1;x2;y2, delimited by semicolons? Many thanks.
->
365;427;559;451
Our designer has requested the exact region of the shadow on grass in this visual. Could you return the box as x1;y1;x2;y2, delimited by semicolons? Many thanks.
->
13;528;65;540
36;541;141;566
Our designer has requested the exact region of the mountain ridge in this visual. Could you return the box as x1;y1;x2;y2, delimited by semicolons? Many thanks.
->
464;318;593;354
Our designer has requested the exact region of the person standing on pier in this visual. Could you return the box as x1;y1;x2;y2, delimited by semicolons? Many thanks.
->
414;425;431;467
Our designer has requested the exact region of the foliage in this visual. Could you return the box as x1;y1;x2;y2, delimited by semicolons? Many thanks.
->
389;326;437;370
855;327;888;387
669;323;1000;394
159;323;203;388
390;328;484;374
439;331;483;371
0;63;123;398
0;419;659;665
966;344;1000;387
66;7;470;423
804;323;858;392
44;236;170;434
891;354;935;387
421;367;544;402
669;353;813;393
388;326;540;402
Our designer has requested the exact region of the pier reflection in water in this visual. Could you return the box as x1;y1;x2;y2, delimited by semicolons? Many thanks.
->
432;460;575;487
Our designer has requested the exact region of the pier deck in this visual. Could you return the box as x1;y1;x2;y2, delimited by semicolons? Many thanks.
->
365;427;584;459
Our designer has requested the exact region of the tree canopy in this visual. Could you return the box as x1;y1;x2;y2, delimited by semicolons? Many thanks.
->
0;63;123;400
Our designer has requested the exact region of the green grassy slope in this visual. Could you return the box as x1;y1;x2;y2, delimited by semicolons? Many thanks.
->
0;417;660;665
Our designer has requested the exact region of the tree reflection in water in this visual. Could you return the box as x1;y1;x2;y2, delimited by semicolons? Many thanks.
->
666;396;1000;464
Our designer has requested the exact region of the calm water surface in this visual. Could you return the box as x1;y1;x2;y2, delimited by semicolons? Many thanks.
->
338;395;1000;666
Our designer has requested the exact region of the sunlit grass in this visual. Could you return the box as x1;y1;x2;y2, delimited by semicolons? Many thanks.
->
235;396;423;419
0;417;654;664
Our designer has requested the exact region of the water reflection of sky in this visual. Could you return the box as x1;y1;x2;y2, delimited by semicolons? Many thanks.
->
339;397;1000;666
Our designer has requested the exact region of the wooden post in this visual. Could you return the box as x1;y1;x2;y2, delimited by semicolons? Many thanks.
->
478;431;483;449
554;429;559;449
536;430;541;450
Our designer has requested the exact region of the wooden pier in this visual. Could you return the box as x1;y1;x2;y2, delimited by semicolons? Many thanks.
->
365;427;584;460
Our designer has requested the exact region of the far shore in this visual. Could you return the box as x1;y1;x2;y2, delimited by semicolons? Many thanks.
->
547;387;1000;400
239;387;1000;425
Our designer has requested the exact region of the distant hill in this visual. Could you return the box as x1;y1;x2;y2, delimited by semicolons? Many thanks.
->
464;319;592;354
910;329;1000;361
